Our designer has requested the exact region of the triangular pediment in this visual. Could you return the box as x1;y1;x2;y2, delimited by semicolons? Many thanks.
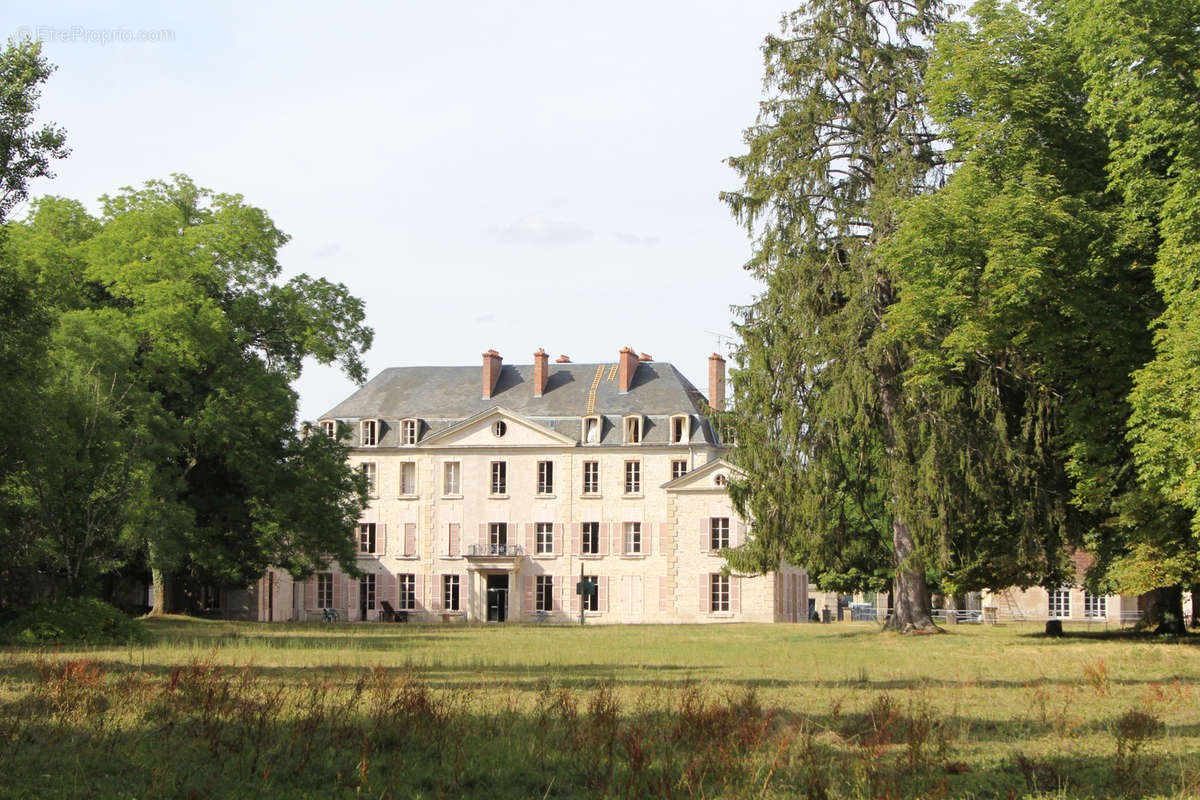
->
420;406;575;448
662;457;741;492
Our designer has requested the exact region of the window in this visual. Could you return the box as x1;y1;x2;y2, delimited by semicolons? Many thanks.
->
321;420;336;438
398;574;416;611
399;462;416;495
443;574;460;611
361;419;377;446
624;416;641;444
358;523;376;554
710;574;730;612
624;460;641;494
536;522;554;554
582;574;599;612
714;473;728;488
536;575;554;612
1048;588;1070;618
360;574;376;611
1084;593;1106;618
489;522;508;550
623;522;642;555
443;461;461;495
401;419;417;445
317;573;333;609
710;518;730;550
491;461;507;495
671;415;689;444
583;416;600;444
492;420;507;438
582;522;601;555
360;462;377;496
671;459;688;480
537;460;554;494
583;461;600;495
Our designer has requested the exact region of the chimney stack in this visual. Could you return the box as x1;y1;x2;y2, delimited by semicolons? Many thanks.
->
533;348;549;397
618;346;639;394
708;353;726;411
556;354;571;363
482;349;503;399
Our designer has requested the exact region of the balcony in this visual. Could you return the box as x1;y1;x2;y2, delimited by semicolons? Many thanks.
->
467;543;525;558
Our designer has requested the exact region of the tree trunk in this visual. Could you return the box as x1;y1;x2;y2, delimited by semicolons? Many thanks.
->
1151;585;1186;635
882;515;939;632
148;567;172;616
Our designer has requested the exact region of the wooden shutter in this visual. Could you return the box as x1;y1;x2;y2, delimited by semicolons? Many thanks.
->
348;577;360;620
600;523;610;555
431;575;443;611
659;576;671;612
382;572;395;611
404;523;417;557
571;578;580;612
553;523;563;555
731;577;742;614
378;523;387;556
525;576;535;612
553;579;562;612
600;576;609;613
699;575;709;613
700;519;710;552
448;523;460;557
413;573;424;611
572;523;581;555
525;523;535;554
305;577;316;610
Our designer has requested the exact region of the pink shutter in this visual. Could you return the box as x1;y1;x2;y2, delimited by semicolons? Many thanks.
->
643;523;652;556
378;523;388;556
659;576;670;612
700;519;710;552
448;523;461;557
553;580;563;612
554;524;563;555
600;576;609;613
732;577;742;614
404;523;417;557
572;524;581;555
571;579;580;612
526;523;534;555
700;575;709;613
349;577;360;620
600;523;610;555
431;575;442;611
333;572;344;612
525;576;535;612
305;578;316;609
414;573;424;611
382;572;395;611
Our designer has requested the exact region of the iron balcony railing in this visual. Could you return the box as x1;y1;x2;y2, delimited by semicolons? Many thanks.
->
466;543;525;557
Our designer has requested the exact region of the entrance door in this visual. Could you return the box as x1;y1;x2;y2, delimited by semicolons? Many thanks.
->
486;573;509;622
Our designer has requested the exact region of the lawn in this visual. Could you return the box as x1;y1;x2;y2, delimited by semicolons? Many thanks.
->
1;618;1197;798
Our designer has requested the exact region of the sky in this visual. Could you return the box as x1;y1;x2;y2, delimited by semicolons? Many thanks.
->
5;1;794;421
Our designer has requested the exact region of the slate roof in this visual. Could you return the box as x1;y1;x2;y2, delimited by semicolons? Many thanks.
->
320;362;720;447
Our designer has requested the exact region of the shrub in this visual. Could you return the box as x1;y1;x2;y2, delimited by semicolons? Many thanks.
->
0;597;148;645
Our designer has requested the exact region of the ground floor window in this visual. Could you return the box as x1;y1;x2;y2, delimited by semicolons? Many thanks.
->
710;574;730;612
317;573;333;609
443;574;460;611
1048;588;1070;618
360;574;376;610
1084;592;1106;618
398;574;416;611
582;575;599;612
582;522;600;555
536;575;554;612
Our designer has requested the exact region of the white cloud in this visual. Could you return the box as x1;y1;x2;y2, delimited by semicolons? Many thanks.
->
493;215;594;245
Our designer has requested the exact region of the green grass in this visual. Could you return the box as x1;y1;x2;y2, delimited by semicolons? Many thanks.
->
1;618;1198;798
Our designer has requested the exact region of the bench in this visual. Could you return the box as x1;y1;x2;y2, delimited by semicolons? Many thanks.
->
380;601;408;623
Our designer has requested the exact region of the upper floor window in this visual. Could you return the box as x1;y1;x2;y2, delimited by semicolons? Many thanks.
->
537;461;554;494
671;459;688;480
489;522;508;548
583;461;600;495
581;522;601;555
320;420;336;438
670;415;690;444
360;462;377;497
399;462;416;495
583;415;601;445
361;419;378;446
443;461;461;495
401;419;418;445
710;517;730;550
536;522;554;554
714;473;728;488
624;415;642;444
624;460;641;494
492;420;507;438
623;522;642;555
491;461;507;495
358;522;377;554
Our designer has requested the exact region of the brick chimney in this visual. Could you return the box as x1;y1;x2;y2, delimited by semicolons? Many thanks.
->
708;353;726;411
618;346;639;394
533;348;549;397
482;349;502;399
556;354;571;363
638;353;653;361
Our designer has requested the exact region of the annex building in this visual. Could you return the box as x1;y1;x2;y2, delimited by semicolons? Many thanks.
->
251;348;808;624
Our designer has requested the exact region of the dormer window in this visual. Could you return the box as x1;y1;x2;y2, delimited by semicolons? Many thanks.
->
623;415;642;444
320;420;336;439
582;415;601;445
714;473;728;488
670;414;690;445
401;419;418;445
361;419;378;447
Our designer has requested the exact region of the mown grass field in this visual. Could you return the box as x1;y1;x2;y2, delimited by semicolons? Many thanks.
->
1;618;1198;798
